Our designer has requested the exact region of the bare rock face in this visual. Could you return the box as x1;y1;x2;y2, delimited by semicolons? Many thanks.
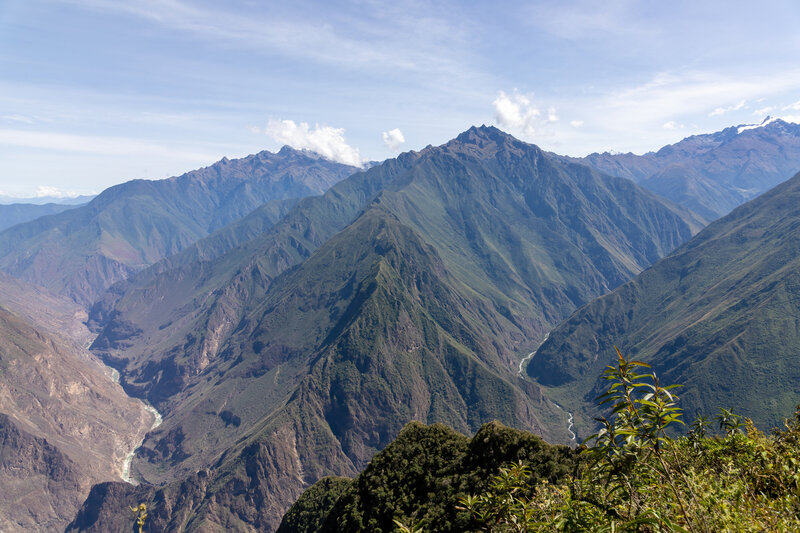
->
0;414;84;532
0;275;153;532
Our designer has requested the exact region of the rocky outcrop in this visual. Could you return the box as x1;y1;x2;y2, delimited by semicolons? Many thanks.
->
0;277;152;532
0;414;84;532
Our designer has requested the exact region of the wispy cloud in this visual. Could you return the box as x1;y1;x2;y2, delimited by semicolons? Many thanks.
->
2;114;37;124
505;69;800;155
0;128;217;161
524;0;654;41
709;100;745;117
599;71;800;129
264;119;363;166
60;0;478;84
382;128;405;152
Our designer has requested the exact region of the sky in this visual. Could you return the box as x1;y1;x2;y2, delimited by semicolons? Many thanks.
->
1;0;800;198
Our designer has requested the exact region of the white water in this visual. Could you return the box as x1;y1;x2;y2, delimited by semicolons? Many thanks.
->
518;333;549;377
552;402;577;443
78;329;164;483
88;332;163;484
517;332;576;444
121;405;163;484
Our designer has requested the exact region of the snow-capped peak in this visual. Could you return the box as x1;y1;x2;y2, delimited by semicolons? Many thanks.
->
737;116;781;134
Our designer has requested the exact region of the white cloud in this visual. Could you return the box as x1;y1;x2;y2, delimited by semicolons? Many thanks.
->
783;101;800;111
35;185;82;198
709;100;746;117
662;121;678;129
382;128;405;152
777;114;800;123
493;90;557;137
2;114;36;124
570;120;584;128
754;106;775;116
265;119;363;166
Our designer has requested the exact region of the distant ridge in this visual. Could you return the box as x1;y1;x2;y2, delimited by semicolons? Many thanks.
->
0;202;82;232
564;118;800;219
0;194;95;205
0;147;359;305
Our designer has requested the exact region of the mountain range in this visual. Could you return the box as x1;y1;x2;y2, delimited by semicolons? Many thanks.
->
0;202;83;232
69;125;703;531
566;117;800;219
0;147;359;306
3;120;800;532
0;194;95;206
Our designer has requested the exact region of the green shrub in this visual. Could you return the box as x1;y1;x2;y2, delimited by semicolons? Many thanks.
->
462;348;800;532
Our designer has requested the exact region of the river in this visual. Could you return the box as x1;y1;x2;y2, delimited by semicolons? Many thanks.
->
518;333;577;445
98;343;164;484
121;404;163;484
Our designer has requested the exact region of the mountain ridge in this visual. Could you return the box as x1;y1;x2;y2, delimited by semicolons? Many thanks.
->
528;168;800;433
0;147;359;305
563;118;800;219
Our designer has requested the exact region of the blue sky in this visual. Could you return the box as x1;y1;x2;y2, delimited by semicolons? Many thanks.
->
2;0;800;197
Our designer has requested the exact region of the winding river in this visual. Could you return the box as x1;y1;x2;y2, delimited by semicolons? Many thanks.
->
121;405;163;484
518;333;577;444
100;348;164;484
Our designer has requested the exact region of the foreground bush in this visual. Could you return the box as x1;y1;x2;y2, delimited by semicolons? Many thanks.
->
277;423;575;533
462;349;800;532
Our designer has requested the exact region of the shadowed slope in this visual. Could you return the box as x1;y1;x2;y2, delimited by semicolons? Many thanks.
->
529;170;800;433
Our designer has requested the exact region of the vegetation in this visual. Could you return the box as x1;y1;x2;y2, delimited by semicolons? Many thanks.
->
530;168;800;432
463;349;800;531
276;422;576;533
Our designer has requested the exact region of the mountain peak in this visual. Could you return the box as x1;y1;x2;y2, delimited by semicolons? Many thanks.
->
444;125;535;159
455;124;512;143
735;116;796;135
277;145;322;159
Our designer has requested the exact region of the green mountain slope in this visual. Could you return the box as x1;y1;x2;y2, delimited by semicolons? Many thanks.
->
68;205;570;532
90;126;703;414
529;170;800;433
73;126;705;532
0;147;357;305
